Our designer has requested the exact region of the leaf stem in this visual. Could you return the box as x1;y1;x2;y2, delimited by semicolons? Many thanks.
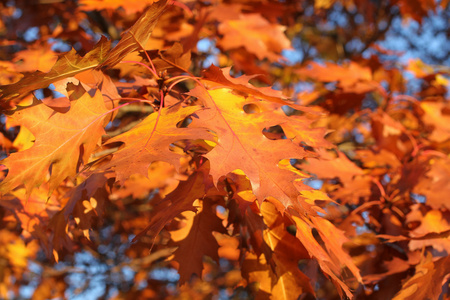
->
120;60;159;79
168;0;193;17
129;31;159;79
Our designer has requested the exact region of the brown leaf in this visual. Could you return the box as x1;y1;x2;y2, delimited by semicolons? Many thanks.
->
261;201;314;297
131;170;210;243
171;199;227;284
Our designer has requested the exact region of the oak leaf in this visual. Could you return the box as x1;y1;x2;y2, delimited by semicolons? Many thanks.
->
188;85;311;208
79;0;158;14
291;212;361;298
0;91;109;196
241;251;273;299
142;42;191;74
217;13;291;61
131;170;211;244
420;101;450;143
0;0;167;102
302;149;364;183
408;210;450;253
171;199;227;284
392;253;450;300
110;161;178;200
102;104;211;183
261;201;314;298
203;65;292;107
297;61;377;94
0;38;111;102
98;0;168;69
13;44;57;73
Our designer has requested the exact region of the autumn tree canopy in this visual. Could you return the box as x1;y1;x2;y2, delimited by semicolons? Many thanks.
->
0;0;449;299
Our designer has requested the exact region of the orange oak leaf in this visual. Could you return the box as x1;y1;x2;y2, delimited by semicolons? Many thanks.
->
261;201;310;261
420;101;450;143
297;62;377;94
131;169;211;243
79;0;158;14
110;161;178;200
217;13;291;61
0;0;167;102
0;185;60;248
291;212;362;298
0;91;109;196
171;199;227;284
13;44;57;73
392;253;450;300
142;42;191;74
62;172;110;221
215;233;240;261
241;251;275;299
97;0;168;69
102;104;211;183
261;201;314;297
413;157;450;210
302;149;365;183
203;65;293;107
408;210;450;253
188;85;312;208
11;125;34;151
241;248;313;300
0;38;111;102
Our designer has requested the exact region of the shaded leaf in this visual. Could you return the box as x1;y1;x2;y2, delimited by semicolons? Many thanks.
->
0;38;111;102
102;104;211;183
0;0;167;103
171;199;227;284
98;0;168;69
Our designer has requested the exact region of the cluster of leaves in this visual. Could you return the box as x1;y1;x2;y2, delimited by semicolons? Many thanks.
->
0;0;449;299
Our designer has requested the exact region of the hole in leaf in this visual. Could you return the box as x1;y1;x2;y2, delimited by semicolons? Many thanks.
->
33;89;45;100
176;116;192;128
311;228;325;247
48;162;54;177
77;144;85;171
287;224;296;236
300;141;314;152
282;105;305;116
243;103;260;114
262;125;286;140
0;164;9;180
